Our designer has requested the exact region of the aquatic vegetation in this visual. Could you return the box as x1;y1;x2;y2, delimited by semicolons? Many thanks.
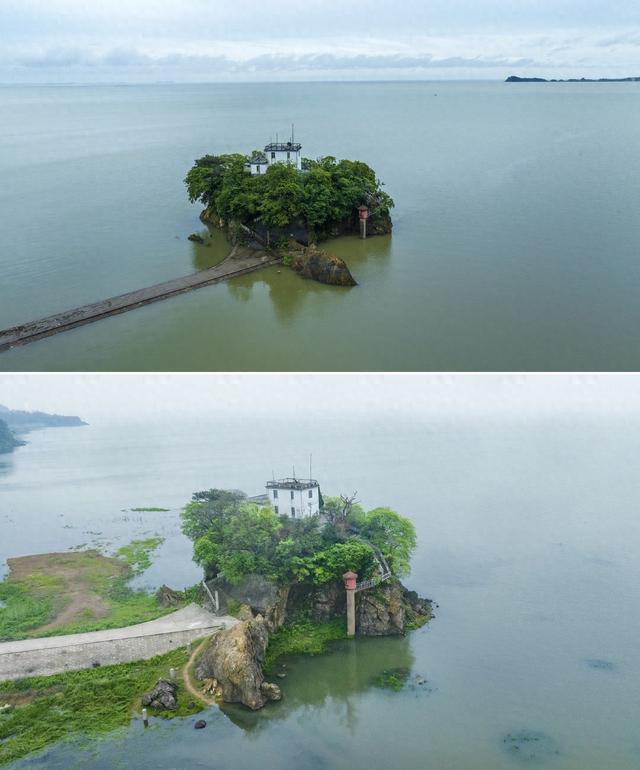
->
115;537;165;576
0;649;201;765
264;619;348;671
372;667;411;691
130;507;170;512
502;729;561;764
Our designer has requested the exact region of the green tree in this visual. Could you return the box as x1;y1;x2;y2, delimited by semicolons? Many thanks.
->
305;541;376;584
258;163;304;229
181;488;246;542
359;507;417;577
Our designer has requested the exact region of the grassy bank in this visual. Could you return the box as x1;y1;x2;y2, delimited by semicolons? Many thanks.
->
0;648;202;765
265;618;348;671
0;538;181;641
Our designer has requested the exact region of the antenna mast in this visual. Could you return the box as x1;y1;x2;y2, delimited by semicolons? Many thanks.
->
309;453;312;480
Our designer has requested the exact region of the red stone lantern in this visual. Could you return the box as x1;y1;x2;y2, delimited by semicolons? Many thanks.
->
357;205;369;220
343;571;358;591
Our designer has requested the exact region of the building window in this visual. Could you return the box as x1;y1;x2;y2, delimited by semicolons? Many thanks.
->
291;507;296;516
308;489;313;498
273;490;278;499
287;151;290;160
271;152;276;160
290;490;294;500
274;505;279;514
256;165;261;174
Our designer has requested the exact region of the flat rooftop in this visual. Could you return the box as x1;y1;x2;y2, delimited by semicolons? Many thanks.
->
264;142;302;152
267;477;318;490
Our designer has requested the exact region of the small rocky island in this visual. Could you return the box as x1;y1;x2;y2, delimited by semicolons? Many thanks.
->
184;137;394;287
181;484;432;710
506;74;640;82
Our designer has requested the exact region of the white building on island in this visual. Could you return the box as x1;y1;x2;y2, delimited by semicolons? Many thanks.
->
248;133;303;176
266;477;320;518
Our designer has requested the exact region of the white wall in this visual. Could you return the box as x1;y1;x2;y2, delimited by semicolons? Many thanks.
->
267;484;320;517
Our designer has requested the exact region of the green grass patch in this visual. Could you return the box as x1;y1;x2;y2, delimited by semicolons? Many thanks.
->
115;537;165;576
372;666;411;691
0;648;202;765
0;582;54;640
130;507;170;513
265;618;348;671
0;538;177;641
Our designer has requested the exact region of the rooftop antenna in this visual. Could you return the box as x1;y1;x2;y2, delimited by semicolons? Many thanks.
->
292;465;296;480
309;453;312;480
272;469;275;482
292;123;295;144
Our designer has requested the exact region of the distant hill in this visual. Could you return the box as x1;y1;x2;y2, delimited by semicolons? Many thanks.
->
0;418;25;454
506;75;640;83
0;404;87;433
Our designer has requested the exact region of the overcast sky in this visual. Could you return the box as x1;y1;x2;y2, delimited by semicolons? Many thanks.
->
1;374;639;425
2;0;639;83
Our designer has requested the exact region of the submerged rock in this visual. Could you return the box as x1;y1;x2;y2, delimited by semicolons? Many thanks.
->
195;617;279;710
194;719;207;729
290;245;357;287
141;679;178;711
188;233;205;244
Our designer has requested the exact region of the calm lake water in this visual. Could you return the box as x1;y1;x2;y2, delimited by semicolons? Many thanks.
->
1;81;640;370
2;410;640;768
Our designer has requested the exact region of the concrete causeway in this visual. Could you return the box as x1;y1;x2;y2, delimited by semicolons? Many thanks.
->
0;604;238;682
0;248;281;353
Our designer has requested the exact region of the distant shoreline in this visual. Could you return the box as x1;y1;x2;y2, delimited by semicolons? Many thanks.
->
506;75;640;83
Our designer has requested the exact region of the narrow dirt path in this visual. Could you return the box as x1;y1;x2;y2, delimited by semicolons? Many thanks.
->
182;637;216;706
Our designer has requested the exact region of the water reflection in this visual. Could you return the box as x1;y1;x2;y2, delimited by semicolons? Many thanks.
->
189;227;231;272
222;635;416;733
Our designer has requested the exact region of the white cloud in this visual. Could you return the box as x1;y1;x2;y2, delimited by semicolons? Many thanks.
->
1;0;639;81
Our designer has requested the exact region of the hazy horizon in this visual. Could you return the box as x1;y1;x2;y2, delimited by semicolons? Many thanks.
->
2;374;640;426
2;0;639;84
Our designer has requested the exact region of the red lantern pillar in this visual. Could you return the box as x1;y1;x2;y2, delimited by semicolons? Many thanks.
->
358;205;369;239
343;570;358;636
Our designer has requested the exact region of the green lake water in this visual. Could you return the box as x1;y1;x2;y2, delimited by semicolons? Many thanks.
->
2;410;640;768
1;81;640;370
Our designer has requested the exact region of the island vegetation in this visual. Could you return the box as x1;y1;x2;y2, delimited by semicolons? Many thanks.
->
181;488;431;709
184;154;394;243
0;488;432;761
181;489;416;587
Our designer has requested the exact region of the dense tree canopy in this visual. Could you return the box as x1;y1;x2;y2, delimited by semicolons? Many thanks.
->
184;154;394;236
181;489;416;586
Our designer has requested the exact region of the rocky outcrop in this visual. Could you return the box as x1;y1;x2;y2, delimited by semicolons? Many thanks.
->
207;574;290;632
357;579;433;636
155;585;183;608
195;617;281;710
187;233;205;244
141;679;178;710
290;245;357;287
